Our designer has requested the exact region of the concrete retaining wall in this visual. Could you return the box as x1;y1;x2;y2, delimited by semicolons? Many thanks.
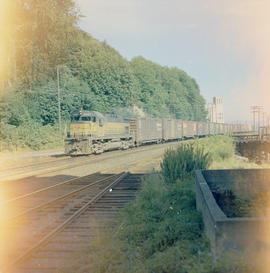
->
195;169;270;255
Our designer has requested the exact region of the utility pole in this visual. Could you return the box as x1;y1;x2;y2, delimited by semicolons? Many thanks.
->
262;112;267;127
250;105;263;131
57;66;62;136
251;106;256;130
258;107;263;130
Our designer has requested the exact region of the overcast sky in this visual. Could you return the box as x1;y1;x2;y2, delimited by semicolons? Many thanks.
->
75;0;270;123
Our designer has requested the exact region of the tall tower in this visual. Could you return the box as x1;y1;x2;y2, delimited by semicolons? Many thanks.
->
213;96;224;123
206;97;224;123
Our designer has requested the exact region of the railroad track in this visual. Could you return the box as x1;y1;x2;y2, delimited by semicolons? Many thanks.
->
0;172;121;270
0;143;155;183
1;172;117;220
0;155;69;173
0;154;105;182
1;172;142;273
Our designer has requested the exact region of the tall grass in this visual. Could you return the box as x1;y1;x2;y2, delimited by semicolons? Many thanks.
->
161;142;211;183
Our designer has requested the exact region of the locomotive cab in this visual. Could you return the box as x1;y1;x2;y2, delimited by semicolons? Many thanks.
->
68;111;105;138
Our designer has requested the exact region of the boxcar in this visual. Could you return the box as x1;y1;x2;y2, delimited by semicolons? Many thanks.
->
209;123;215;135
235;124;241;133
196;122;208;136
215;123;221;135
162;118;176;140
223;123;229;134
162;119;183;140
174;119;183;139
242;124;251;132
130;117;163;145
220;123;225;135
182;121;197;138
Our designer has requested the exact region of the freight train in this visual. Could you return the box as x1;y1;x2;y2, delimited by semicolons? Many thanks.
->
64;110;252;155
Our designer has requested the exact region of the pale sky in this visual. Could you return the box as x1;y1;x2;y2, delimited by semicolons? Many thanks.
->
75;0;270;123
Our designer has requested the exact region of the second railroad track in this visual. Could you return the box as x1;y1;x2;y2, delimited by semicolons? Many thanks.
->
1;171;143;273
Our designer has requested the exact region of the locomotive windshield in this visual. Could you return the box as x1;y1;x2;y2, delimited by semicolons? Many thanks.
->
71;110;104;123
72;116;80;121
72;115;97;122
80;116;97;122
81;116;91;121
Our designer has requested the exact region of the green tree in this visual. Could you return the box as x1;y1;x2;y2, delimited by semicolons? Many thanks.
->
0;0;80;88
130;56;206;120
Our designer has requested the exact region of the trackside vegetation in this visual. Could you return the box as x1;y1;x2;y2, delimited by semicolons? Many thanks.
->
161;142;211;182
60;136;261;273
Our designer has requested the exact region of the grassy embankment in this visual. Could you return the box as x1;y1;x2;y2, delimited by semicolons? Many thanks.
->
0;124;63;153
60;136;265;273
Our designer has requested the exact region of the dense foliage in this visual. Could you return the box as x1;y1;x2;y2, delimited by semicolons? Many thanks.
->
130;57;206;120
0;0;206;151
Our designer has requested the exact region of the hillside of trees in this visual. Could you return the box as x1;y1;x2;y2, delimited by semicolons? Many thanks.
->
0;0;207;151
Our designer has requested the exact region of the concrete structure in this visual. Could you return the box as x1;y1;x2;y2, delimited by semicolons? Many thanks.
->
195;169;270;257
206;96;224;123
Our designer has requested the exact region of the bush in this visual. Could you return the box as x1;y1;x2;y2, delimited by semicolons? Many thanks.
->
161;142;211;183
160;136;235;178
196;136;235;161
0;121;63;152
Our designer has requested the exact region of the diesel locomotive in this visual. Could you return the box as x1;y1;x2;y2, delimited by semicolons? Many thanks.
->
64;110;252;155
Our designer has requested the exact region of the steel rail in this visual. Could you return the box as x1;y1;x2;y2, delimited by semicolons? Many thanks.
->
2;172;128;273
1;172;104;205
0;151;120;182
0;156;102;182
4;173;121;222
0;156;70;173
